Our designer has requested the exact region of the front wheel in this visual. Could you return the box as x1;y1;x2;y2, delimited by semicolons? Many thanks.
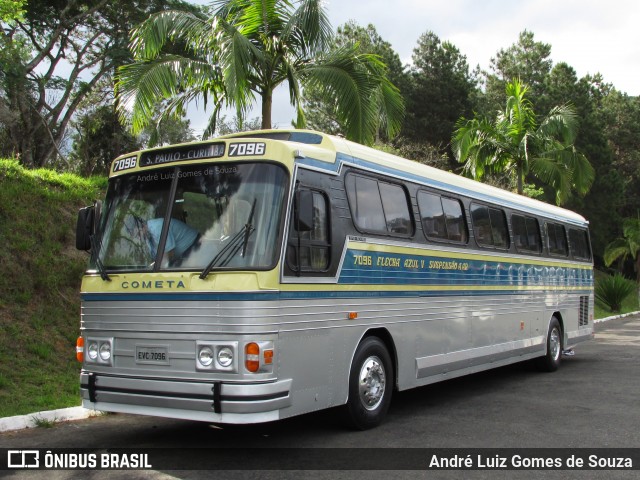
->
536;317;562;372
343;337;394;430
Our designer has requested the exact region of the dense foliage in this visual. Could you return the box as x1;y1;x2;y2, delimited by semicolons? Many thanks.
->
2;2;640;271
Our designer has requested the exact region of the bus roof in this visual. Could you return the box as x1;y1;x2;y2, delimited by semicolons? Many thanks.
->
222;129;589;227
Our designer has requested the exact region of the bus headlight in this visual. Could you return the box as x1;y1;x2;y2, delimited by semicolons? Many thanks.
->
198;346;214;367
84;338;113;365
196;341;238;372
99;342;111;362
217;347;233;367
87;342;99;361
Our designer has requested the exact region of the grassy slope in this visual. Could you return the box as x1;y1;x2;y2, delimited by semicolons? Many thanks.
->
0;159;105;417
0;159;637;417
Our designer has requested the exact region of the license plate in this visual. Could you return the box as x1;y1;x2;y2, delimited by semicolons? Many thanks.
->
135;345;170;365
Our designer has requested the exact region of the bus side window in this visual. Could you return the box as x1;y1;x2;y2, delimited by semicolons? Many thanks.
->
547;222;568;257
569;228;591;261
345;173;413;237
471;204;509;249
417;191;468;244
512;214;542;254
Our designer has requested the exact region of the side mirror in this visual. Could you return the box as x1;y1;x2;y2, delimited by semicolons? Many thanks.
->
295;190;314;232
76;203;96;251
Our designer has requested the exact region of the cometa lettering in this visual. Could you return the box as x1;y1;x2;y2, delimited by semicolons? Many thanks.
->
121;280;186;289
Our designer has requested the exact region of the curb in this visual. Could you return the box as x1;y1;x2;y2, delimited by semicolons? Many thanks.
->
0;406;101;433
594;310;640;324
2;312;638;434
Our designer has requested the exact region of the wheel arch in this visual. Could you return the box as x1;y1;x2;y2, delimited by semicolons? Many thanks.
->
359;327;399;391
550;311;566;347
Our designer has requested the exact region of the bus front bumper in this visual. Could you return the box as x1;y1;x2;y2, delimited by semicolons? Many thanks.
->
80;372;292;424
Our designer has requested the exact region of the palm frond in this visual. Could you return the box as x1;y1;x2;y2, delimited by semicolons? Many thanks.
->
116;56;220;133
301;47;402;145
129;10;209;60
604;239;633;267
282;0;332;55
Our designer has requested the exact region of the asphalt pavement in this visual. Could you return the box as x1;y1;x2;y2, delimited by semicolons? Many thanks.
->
1;313;639;479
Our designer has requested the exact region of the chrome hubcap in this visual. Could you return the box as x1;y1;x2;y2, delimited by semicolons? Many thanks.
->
358;356;386;411
550;327;561;361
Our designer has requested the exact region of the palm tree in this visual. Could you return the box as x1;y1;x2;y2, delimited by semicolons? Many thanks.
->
116;0;404;145
604;217;640;307
452;79;594;205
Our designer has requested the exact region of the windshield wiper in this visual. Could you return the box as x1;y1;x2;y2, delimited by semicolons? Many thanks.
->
199;198;257;279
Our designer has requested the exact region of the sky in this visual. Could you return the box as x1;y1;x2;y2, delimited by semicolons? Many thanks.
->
192;0;640;133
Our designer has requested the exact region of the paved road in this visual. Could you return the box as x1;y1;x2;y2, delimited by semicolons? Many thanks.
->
1;315;639;479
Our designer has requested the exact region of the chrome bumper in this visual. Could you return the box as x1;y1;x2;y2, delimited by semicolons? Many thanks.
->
80;372;292;423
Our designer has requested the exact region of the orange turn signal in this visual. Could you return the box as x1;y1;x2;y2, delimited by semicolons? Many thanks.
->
245;342;260;372
76;336;84;362
264;349;274;365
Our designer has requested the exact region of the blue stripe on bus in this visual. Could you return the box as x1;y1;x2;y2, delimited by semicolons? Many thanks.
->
81;288;592;303
338;249;594;287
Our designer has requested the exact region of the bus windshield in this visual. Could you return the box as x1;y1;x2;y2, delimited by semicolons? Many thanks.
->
92;162;288;272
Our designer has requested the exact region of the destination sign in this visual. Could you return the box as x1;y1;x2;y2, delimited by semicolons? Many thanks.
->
139;143;225;167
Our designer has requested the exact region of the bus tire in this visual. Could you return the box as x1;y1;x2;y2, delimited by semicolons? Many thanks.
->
536;317;562;372
343;336;394;430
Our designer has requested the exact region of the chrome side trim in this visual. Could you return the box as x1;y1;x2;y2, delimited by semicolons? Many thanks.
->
415;337;545;379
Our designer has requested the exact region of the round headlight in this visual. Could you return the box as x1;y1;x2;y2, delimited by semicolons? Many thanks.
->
217;347;234;367
99;342;111;361
199;346;214;367
88;342;99;360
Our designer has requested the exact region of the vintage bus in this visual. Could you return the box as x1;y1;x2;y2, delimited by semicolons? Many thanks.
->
75;129;594;429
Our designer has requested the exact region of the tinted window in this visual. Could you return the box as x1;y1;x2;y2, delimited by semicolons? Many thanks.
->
512;214;542;253
471;204;509;249
547;222;568;256
569;228;591;260
346;174;413;236
417;191;468;243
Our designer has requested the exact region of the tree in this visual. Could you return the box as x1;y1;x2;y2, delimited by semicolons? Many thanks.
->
303;21;407;140
452;78;594;205
0;0;24;22
604;217;640;307
0;0;184;168
480;30;553;116
403;31;475;157
69;104;140;175
116;0;404;145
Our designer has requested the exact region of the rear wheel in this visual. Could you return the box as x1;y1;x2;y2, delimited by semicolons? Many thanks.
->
343;337;394;430
536;317;562;372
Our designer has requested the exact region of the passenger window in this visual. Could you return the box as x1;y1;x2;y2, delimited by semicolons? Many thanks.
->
287;190;330;271
471;204;509;249
346;175;386;232
547;222;568;256
511;214;542;253
417;191;468;243
346;174;413;236
379;182;412;234
569;228;591;260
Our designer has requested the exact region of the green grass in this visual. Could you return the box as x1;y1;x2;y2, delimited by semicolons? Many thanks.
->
0;159;105;417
